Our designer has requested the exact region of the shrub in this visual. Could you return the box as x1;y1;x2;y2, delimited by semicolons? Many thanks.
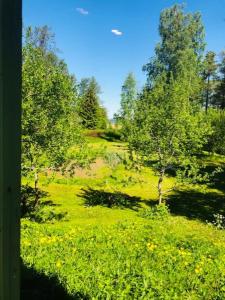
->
29;206;68;224
21;184;48;217
139;204;170;220
207;109;225;155
100;129;122;142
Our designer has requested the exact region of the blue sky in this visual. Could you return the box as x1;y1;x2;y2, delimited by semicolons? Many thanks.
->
23;0;225;118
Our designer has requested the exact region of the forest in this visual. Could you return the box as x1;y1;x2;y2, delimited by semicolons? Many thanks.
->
21;4;225;299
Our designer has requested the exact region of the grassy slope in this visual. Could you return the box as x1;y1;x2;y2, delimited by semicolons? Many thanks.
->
21;134;225;299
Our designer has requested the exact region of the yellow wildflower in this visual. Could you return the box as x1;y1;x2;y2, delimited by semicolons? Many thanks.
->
39;237;48;244
23;240;31;247
195;267;203;274
147;243;157;251
56;260;62;269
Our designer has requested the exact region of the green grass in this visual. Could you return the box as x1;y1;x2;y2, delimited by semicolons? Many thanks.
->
21;134;225;299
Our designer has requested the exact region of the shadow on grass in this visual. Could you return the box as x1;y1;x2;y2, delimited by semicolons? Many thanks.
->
168;189;225;223
21;263;89;300
99;130;122;142
168;164;225;223
80;188;142;210
205;165;225;194
41;200;61;207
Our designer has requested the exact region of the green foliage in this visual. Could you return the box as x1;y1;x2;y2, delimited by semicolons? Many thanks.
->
100;128;122;142
213;51;225;109
22;27;81;171
22;26;85;204
21;184;68;223
77;77;108;129
125;5;210;203
116;73;137;140
28;206;68;224
21;184;49;217
64;142;103;176
202;51;218;111
143;4;205;85
139;204;170;220
207;109;225;155
129;73;210;203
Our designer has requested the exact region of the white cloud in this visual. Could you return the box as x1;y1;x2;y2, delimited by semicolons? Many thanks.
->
76;7;89;15
111;29;123;36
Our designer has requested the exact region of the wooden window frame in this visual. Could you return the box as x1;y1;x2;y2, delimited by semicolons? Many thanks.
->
0;0;22;299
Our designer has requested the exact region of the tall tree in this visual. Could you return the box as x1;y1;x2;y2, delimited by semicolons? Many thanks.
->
118;73;137;140
127;5;209;204
202;51;218;112
143;4;205;86
214;52;225;109
24;25;56;52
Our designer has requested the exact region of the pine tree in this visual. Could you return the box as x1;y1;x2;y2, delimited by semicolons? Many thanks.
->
202;51;218;112
77;77;108;129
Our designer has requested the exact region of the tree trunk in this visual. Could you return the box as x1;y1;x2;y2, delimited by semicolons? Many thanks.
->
206;76;210;113
34;171;39;208
158;170;164;205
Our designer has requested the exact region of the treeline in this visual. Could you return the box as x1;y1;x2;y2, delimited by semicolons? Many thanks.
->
116;4;225;203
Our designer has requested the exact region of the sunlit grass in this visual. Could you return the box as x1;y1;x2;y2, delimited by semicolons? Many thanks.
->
21;134;225;299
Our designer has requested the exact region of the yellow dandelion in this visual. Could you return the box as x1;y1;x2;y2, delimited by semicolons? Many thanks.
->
23;240;31;247
195;267;202;274
147;243;157;251
39;237;47;244
56;260;62;269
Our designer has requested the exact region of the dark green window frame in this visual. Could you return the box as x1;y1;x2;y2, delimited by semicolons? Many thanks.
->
0;0;22;299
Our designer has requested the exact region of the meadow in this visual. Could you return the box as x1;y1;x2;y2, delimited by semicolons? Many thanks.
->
21;132;225;299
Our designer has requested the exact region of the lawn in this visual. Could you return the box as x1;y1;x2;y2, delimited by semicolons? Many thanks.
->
21;133;225;299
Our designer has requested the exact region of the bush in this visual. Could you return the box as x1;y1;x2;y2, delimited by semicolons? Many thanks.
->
207;109;225;155
21;184;49;217
21;184;68;223
139;204;170;220
100;129;122;142
29;206;68;224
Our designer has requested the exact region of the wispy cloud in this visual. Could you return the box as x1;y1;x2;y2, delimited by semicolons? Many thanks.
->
76;7;89;15
111;29;123;36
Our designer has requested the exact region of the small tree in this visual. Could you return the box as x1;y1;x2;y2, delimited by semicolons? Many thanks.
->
129;73;210;204
117;73;137;140
77;77;108;129
202;51;218;112
22;26;83;206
